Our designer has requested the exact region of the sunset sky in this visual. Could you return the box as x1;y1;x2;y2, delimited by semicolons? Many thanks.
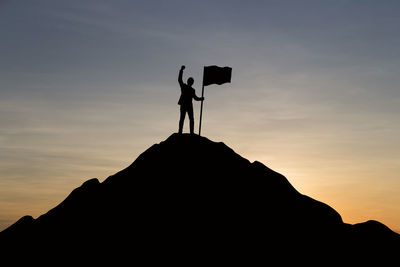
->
1;0;400;232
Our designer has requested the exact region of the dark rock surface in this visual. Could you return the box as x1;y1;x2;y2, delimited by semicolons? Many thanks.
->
1;134;399;261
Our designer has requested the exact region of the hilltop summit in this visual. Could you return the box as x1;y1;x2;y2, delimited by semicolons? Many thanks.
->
1;133;399;260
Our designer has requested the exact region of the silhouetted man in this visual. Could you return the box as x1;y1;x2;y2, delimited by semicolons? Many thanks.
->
178;65;204;134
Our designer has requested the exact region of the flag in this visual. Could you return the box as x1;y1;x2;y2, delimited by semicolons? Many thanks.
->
203;65;232;86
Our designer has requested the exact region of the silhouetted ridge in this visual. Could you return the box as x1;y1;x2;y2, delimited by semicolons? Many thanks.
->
1;133;399;260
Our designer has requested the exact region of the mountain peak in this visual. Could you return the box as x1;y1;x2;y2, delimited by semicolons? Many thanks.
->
1;134;399;259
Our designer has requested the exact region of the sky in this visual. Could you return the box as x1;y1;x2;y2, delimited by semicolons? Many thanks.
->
1;0;399;232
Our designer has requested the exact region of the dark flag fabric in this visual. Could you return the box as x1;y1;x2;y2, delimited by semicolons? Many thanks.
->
203;65;232;86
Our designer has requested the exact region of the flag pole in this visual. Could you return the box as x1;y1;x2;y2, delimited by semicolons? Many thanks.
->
198;68;205;136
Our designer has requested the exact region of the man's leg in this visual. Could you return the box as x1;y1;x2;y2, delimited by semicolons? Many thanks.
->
188;105;194;134
179;105;186;134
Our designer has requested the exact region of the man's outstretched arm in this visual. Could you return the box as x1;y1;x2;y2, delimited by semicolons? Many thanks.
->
193;93;204;101
178;65;185;87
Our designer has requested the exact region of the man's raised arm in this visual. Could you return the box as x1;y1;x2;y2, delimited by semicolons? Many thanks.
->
178;65;185;87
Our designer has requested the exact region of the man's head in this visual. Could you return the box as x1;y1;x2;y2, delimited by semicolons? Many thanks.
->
187;77;194;86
